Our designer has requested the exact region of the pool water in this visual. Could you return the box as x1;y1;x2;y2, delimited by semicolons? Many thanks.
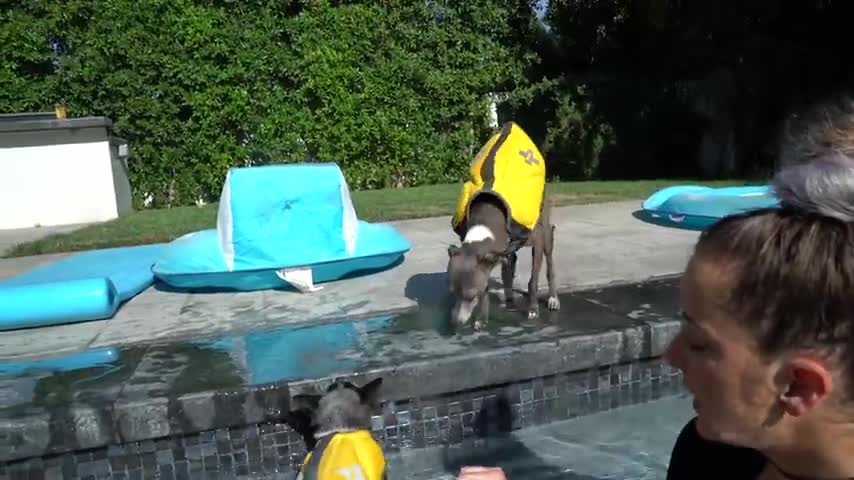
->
386;394;694;480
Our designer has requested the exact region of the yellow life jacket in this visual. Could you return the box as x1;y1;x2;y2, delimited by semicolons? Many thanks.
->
451;121;547;248
296;430;386;480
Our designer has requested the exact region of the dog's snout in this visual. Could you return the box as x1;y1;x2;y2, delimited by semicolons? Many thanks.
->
452;297;478;324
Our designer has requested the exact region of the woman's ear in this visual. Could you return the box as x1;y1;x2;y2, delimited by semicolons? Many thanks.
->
778;357;833;416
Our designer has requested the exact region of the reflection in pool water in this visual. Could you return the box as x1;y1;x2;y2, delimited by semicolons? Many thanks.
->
198;314;399;384
388;394;693;480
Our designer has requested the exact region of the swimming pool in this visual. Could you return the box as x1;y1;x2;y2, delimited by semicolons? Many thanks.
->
387;393;694;480
0;276;685;477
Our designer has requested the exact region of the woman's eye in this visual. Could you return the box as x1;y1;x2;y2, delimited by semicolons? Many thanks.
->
677;316;710;353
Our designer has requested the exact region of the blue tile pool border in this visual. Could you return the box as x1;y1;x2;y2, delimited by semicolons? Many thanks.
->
1;356;686;479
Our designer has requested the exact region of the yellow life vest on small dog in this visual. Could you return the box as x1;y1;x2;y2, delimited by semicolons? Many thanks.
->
297;430;386;480
451;121;547;248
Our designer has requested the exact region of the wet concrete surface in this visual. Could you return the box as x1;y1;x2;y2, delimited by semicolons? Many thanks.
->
0;201;699;360
0;276;682;461
0;276;680;412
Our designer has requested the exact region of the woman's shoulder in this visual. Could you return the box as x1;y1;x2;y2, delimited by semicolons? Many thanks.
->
666;417;766;480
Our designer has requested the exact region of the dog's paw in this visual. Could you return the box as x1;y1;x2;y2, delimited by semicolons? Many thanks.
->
547;295;560;311
474;319;485;331
527;308;539;319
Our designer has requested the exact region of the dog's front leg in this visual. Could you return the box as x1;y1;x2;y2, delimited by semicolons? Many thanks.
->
545;224;560;311
501;252;517;307
528;242;544;319
474;290;490;330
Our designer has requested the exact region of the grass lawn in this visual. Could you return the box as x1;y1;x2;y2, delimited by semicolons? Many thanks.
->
3;179;753;258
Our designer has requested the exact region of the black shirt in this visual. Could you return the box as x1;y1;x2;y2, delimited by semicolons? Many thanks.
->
667;417;767;480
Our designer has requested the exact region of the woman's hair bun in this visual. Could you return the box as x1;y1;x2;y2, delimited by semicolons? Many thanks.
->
772;153;854;222
772;94;854;222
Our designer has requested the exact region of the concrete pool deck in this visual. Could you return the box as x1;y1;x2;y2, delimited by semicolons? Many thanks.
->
0;200;699;361
0;200;697;472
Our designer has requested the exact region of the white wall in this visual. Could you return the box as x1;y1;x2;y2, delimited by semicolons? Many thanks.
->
0;124;128;229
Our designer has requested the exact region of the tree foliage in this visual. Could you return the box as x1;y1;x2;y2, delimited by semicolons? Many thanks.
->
535;0;854;180
4;0;854;207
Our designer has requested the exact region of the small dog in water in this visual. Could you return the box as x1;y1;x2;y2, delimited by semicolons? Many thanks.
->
285;378;386;480
448;194;560;326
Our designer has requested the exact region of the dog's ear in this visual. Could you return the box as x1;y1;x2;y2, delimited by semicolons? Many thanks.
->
284;409;319;451
358;377;383;405
291;393;322;411
284;409;313;431
448;245;461;257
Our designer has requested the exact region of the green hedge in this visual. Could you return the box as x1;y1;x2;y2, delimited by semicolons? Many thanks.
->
0;0;534;207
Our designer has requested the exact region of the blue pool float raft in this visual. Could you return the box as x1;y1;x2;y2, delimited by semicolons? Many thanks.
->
152;163;412;291
0;244;164;330
637;184;781;231
0;162;411;330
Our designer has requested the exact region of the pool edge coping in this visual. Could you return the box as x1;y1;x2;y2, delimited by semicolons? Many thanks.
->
0;316;681;463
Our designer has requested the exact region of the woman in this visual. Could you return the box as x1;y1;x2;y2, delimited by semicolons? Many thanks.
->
458;99;854;480
664;100;854;479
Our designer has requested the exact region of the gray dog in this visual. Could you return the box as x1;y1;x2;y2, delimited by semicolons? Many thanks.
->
285;378;387;480
447;193;560;327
